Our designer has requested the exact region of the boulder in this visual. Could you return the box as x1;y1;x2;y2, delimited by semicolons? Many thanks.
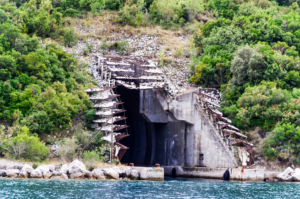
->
68;160;86;174
60;164;69;175
51;171;61;177
18;171;28;178
7;165;22;170
129;169;139;180
277;167;294;181
103;168;119;180
22;164;34;174
43;170;52;179
51;175;64;180
37;165;55;173
70;172;85;179
0;170;5;177
37;165;54;178
6;169;20;178
84;170;94;179
62;174;69;179
30;170;43;178
125;168;140;180
92;169;106;180
292;168;300;181
113;167;126;178
51;174;68;180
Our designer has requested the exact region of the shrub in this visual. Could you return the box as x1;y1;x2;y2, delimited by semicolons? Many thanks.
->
113;39;129;55
82;150;100;170
262;123;300;163
2;126;48;161
63;28;78;47
56;137;79;163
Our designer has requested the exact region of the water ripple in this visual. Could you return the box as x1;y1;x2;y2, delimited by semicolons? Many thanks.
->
0;177;299;198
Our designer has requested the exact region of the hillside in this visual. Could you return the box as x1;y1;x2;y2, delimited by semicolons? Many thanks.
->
1;0;300;168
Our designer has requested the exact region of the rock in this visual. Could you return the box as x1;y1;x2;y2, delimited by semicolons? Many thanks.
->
70;172;85;179
37;165;54;178
51;171;61;176
0;170;5;177
92;168;106;180
37;165;55;173
277;167;294;181
68;160;86;174
43;170;52;179
7;165;22;170
129;169;139;180
22;164;34;174
51;174;68;180
113;167;126;178
19;171;28;178
84;171;94;179
51;175;64;179
125;168;140;180
60;164;69;175
292;168;300;181
62;174;68;179
103;168;119;180
30;170;43;178
6;169;20;178
48;165;55;172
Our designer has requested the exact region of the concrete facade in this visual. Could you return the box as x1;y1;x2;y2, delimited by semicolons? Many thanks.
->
89;56;248;169
119;88;237;168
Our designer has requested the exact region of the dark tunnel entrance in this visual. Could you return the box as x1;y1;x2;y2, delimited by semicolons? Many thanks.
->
116;86;155;166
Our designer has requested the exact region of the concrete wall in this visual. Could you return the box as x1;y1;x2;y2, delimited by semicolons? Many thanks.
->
119;86;237;168
163;166;265;181
168;91;237;168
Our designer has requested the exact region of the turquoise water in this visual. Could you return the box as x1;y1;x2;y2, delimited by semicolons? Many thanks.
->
0;177;299;199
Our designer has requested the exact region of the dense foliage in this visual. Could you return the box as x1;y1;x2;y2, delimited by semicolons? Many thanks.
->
184;0;300;162
0;0;98;161
3;0;300;163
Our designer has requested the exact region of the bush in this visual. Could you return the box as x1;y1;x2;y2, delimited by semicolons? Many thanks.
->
56;137;79;163
114;39;129;55
63;28;78;47
262;123;300;163
82;150;100;170
2;126;48;161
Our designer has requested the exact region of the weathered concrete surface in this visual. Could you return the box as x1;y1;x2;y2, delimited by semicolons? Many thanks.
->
163;166;264;181
134;167;164;181
119;87;238;168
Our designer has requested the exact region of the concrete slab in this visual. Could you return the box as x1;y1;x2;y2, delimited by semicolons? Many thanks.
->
163;166;264;181
134;167;164;181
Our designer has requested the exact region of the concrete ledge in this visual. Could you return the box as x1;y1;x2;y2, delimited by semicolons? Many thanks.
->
163;166;264;181
134;167;164;181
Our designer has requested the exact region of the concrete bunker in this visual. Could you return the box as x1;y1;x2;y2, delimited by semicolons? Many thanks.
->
86;56;253;168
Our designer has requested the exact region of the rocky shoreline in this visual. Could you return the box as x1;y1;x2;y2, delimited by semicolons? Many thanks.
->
0;160;141;180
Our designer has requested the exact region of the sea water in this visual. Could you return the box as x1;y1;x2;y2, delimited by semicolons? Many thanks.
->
0;177;299;198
